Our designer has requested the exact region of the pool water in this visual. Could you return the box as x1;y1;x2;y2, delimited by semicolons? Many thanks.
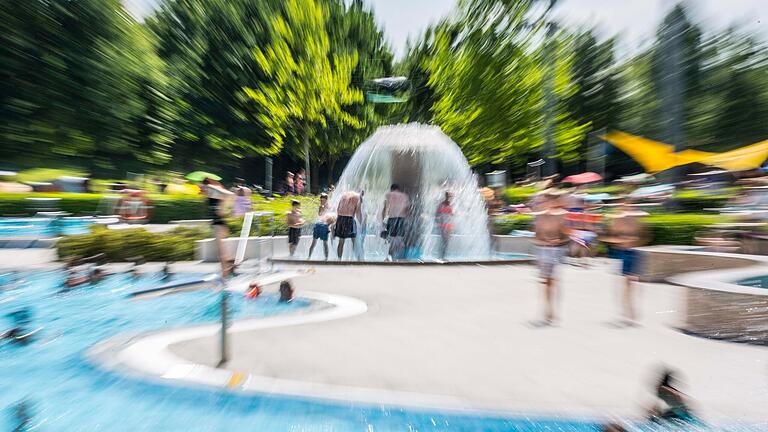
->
0;217;94;238
0;271;756;431
737;275;768;288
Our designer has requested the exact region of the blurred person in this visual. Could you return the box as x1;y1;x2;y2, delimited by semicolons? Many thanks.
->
436;191;454;260
2;309;35;346
279;280;294;303
89;267;104;284
382;184;409;260
161;262;172;281
63;268;90;290
202;177;235;277
232;180;253;217
601;422;626;432
335;190;362;259
286;200;304;257
531;190;569;325
284;171;295;195
308;193;331;260
13;399;34;431
647;369;696;424
603;198;649;326
296;168;306;195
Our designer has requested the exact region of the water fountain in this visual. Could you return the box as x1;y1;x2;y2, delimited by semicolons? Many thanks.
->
328;123;492;261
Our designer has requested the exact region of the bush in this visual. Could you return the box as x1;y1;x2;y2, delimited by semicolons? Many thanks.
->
645;214;724;245
492;212;724;245
670;190;731;212
57;225;210;261
501;187;537;204
0;193;319;225
492;214;533;234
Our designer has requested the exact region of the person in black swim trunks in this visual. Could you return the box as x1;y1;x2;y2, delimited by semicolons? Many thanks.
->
335;190;362;259
382;184;409;260
202;178;234;276
286;200;305;256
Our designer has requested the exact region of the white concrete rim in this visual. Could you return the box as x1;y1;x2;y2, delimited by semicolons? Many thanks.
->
88;288;610;421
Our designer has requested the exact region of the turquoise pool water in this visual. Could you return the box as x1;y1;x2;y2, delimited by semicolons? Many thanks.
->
0;217;94;237
0;271;755;431
737;275;768;288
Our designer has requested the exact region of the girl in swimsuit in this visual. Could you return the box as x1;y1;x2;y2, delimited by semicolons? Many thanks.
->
436;191;454;260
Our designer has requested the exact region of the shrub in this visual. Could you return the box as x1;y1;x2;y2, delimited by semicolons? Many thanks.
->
57;225;210;261
644;214;724;245
492;212;724;245
492;214;533;234
501;187;537;204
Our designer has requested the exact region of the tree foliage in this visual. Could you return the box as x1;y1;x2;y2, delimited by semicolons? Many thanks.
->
421;0;588;168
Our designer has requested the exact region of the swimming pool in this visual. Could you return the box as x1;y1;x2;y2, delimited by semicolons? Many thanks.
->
0;217;95;238
0;271;754;431
736;275;768;288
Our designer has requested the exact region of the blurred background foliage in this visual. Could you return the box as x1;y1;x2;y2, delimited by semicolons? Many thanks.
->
1;0;767;184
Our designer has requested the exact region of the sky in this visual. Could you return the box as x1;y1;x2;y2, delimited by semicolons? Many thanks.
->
124;0;767;57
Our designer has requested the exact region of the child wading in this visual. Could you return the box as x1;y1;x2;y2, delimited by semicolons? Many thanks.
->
286;200;305;257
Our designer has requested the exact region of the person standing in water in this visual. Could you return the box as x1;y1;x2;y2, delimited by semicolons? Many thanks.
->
202;178;234;277
436;191;454;260
382;184;410;260
531;190;569;325
308;193;331;259
335;190;362;259
602;197;648;326
286;200;305;257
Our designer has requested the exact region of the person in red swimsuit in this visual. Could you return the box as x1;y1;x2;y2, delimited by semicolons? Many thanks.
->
436;191;454;260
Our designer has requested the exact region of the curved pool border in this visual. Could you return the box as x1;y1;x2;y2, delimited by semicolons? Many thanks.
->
639;246;768;346
89;284;609;421
89;288;371;393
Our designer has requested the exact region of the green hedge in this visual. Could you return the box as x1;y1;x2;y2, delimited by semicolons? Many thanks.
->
0;193;320;225
0;193;206;223
492;213;726;245
500;186;735;210
57;225;210;261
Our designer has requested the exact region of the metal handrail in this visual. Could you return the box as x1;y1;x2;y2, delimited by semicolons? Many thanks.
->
130;274;230;367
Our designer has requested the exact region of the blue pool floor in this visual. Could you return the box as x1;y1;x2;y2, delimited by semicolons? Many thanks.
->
0;271;757;431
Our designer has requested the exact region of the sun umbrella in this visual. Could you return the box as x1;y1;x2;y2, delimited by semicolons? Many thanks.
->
185;171;221;182
562;172;602;185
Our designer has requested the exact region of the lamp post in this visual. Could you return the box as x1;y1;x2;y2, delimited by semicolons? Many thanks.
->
541;0;558;177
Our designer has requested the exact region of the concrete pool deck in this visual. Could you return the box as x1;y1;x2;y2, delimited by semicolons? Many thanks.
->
168;261;768;423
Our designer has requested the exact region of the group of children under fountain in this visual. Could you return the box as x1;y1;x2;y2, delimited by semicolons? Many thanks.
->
286;183;455;261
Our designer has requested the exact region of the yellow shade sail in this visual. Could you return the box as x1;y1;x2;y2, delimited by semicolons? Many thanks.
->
697;140;768;171
601;131;678;173
601;131;768;173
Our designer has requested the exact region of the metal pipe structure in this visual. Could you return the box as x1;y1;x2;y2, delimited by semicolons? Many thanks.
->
217;284;230;367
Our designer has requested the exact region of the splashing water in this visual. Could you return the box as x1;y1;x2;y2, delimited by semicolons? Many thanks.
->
328;124;491;261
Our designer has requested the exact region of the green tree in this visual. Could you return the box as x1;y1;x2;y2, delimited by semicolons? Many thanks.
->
424;0;588;171
244;0;363;192
150;0;280;171
565;30;620;171
0;0;165;175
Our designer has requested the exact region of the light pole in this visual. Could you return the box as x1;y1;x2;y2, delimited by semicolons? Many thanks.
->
541;0;558;177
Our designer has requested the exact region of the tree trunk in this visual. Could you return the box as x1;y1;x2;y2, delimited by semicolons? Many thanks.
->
303;124;311;193
327;158;336;186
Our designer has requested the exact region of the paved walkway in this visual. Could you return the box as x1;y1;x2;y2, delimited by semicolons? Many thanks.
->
168;262;766;422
